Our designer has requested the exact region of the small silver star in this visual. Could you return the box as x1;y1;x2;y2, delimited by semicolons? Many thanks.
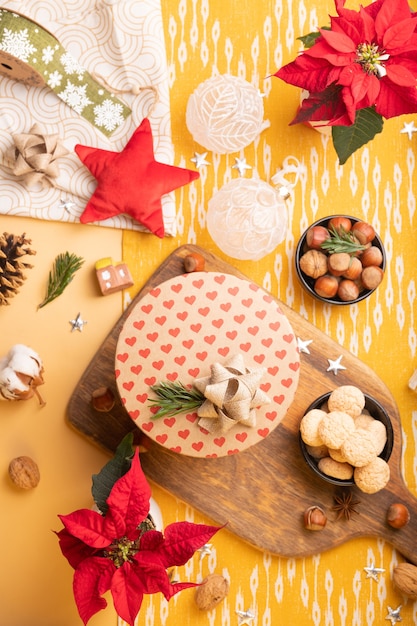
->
400;121;417;140
191;152;210;168
297;337;313;354
232;157;252;177
198;543;212;561
364;563;385;581
327;355;346;375
236;609;256;625
385;606;402;625
58;198;76;214
69;312;87;332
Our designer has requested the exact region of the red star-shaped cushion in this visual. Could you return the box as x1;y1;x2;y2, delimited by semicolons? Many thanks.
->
75;118;200;237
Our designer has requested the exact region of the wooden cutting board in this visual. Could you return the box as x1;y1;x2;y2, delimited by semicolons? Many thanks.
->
67;245;417;564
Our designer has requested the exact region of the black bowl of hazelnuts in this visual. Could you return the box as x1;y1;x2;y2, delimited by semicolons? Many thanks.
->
295;215;386;305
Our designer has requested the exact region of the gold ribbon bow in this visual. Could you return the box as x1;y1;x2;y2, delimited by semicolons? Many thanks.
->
194;353;270;434
6;124;68;188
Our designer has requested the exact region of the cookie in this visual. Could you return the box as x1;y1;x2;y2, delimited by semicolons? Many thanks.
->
354;457;390;494
300;409;327;446
305;443;329;459
318;457;354;480
328;385;365;418
367;419;387;455
318;410;355;449
340;428;378;467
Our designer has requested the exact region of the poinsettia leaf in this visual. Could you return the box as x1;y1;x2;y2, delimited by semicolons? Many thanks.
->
298;26;330;48
58;509;113;549
55;528;95;569
106;450;152;537
73;557;113;625
291;84;346;125
156;521;221;568
92;433;135;515
332;107;384;164
111;563;144;626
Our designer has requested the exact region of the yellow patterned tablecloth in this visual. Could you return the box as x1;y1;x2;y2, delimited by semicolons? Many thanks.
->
122;0;417;625
1;0;417;625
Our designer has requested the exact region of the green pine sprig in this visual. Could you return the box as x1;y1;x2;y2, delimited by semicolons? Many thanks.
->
320;226;366;255
148;381;205;419
38;251;84;309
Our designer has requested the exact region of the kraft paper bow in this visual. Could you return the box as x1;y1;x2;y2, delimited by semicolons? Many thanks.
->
194;354;270;434
6;124;68;188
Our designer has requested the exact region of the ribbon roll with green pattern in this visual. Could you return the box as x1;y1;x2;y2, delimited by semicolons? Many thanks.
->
0;7;131;136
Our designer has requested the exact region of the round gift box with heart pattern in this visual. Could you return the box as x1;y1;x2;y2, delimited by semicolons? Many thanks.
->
116;272;300;457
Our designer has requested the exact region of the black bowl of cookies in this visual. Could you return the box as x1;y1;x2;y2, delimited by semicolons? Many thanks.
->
299;385;393;492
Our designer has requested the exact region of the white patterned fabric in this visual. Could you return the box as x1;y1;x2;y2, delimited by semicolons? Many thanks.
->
0;0;177;235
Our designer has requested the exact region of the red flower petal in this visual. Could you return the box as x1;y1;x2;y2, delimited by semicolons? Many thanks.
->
58;509;112;549
155;521;221;568
317;28;356;53
276;55;339;94
375;0;415;36
111;563;144;626
73;557;114;625
386;63;417;87
383;19;417;50
55;528;96;569
106;450;152;537
375;80;417;118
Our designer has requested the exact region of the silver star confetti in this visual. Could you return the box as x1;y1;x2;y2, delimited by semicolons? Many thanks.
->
364;563;385;581
69;312;87;332
232;157;252;176
327;355;346;375
385;606;402;625
400;121;417;140
198;543;212;561
236;609;256;625
191;152;210;168
58;198;76;214
297;337;313;354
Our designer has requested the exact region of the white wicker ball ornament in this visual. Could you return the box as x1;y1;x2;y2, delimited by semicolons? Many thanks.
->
186;74;268;154
206;177;288;261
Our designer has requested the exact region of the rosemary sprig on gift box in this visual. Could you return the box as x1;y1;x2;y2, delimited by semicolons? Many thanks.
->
55;434;220;626
148;381;205;418
274;0;417;164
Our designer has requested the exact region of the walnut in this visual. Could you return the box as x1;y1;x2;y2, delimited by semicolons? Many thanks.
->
8;456;40;489
393;563;417;599
194;574;229;610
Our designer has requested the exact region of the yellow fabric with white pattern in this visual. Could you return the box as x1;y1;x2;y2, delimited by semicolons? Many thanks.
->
120;0;417;625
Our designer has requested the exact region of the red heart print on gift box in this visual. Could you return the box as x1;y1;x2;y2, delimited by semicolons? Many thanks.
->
116;272;300;458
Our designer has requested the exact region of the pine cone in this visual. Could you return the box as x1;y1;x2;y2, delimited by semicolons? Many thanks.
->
0;232;36;305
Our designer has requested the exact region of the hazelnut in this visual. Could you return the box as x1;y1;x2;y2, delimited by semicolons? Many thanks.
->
337;279;360;302
303;505;327;530
306;226;331;249
361;265;384;290
91;386;115;412
194;574;229;610
184;253;206;272
360;245;383;268
8;456;40;489
314;274;339;298
328;216;352;233
387;503;410;529
352;221;375;244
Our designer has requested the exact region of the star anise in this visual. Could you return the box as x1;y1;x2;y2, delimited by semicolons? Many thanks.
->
332;490;360;520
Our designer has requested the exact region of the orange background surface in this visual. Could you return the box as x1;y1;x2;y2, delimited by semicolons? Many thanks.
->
1;0;417;625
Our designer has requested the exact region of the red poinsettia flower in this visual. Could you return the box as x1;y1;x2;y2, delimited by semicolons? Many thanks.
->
56;451;220;625
276;0;417;125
